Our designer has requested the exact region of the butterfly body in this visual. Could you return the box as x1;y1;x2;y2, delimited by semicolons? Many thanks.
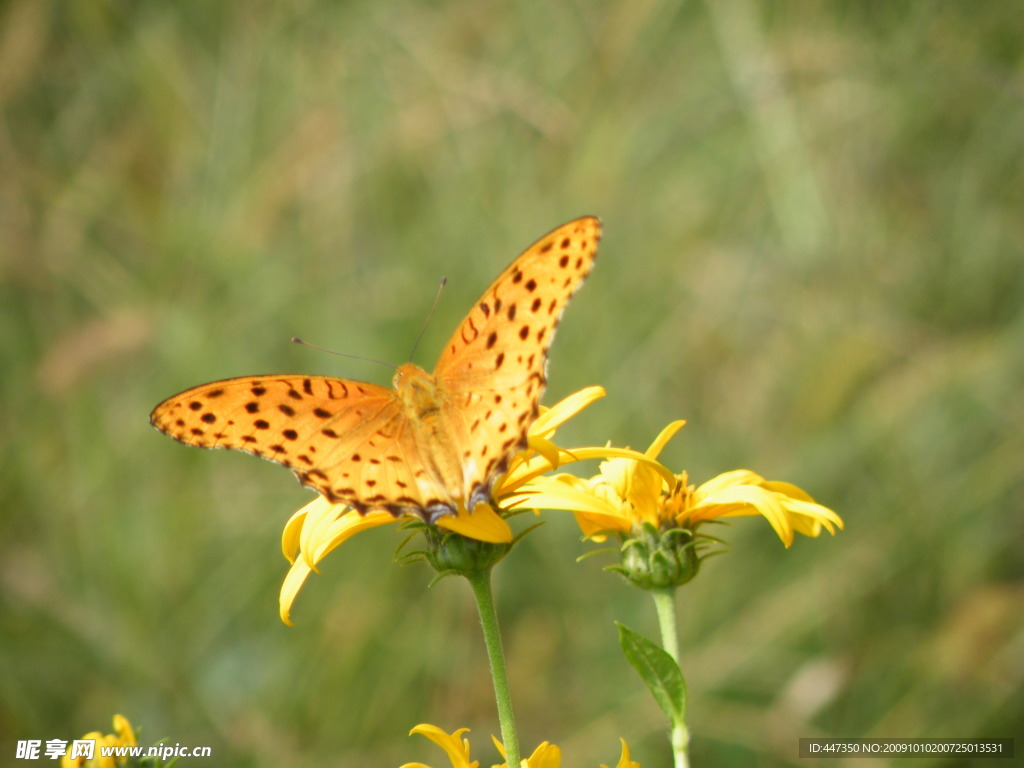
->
392;362;477;513
151;217;601;522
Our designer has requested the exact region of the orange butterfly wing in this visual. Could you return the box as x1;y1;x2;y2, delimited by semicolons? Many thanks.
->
150;374;415;507
150;217;601;520
433;216;601;510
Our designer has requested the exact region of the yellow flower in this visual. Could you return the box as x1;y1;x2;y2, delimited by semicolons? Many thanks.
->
399;724;638;768
281;387;627;623
511;420;841;545
505;421;842;588
61;715;137;768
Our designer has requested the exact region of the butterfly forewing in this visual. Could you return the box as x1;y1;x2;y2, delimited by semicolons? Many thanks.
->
434;216;601;505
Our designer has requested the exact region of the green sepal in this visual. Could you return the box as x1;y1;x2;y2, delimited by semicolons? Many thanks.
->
616;622;687;728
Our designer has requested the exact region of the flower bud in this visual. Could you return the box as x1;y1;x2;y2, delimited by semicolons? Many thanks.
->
611;522;702;590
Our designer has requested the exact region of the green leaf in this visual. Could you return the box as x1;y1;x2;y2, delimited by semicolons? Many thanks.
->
616;622;687;728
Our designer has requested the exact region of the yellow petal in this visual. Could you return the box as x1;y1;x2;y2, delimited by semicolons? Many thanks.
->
760;479;816;503
645;419;686;459
502;445;658;495
504;476;625;519
503;447;673;502
688;484;795;546
530;386;606;437
281;500;313;562
436;504;514;543
598;458;662;525
778;496;844;536
500;453;563;492
521;435;563;470
279;557;313;626
279;506;397;625
693;469;766;501
570;512;625;541
602;737;640;768
310;509;396;565
407;725;478;768
522;741;561;768
690;472;843;544
299;497;348;567
112;714;136;747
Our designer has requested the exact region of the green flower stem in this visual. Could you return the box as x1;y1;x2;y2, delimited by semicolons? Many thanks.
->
467;568;520;768
653;587;690;768
652;587;680;661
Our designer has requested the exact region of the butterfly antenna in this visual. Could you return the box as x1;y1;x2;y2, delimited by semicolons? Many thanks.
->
409;276;447;363
291;337;397;370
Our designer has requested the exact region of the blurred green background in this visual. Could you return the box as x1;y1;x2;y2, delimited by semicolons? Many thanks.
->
2;1;1021;766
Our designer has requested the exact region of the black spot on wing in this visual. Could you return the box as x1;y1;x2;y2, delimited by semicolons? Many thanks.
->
461;316;480;344
325;381;349;399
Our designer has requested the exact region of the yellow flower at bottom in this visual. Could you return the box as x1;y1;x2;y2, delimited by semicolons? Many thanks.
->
399;725;638;768
61;715;137;768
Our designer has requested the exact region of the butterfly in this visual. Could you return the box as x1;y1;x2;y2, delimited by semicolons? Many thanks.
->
151;217;601;522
